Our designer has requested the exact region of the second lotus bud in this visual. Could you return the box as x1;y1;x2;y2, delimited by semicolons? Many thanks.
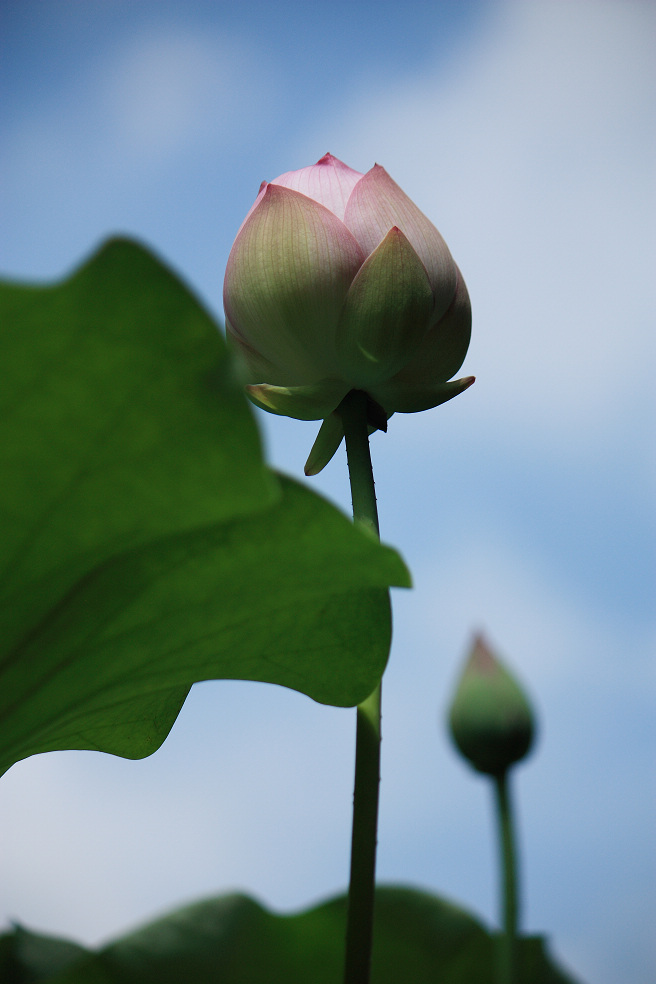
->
448;634;536;777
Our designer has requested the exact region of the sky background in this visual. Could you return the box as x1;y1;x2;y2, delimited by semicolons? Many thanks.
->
1;1;654;982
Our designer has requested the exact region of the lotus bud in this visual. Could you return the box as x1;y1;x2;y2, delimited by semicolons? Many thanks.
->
223;153;474;473
448;634;536;777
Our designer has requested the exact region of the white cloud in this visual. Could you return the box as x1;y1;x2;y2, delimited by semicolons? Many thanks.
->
101;30;271;163
3;26;276;190
405;529;654;699
0;23;281;277
293;0;656;452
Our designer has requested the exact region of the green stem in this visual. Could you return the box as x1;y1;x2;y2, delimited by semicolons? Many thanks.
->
339;389;380;540
338;390;383;984
493;770;519;984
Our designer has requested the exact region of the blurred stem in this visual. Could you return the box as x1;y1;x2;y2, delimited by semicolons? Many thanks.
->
338;390;382;984
493;770;519;984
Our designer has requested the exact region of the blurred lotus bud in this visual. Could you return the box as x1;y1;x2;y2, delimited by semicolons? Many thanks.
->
448;634;536;776
223;153;474;472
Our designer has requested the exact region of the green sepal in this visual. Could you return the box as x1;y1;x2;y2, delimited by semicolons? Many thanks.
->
246;379;349;421
304;393;392;476
372;374;475;415
305;412;345;475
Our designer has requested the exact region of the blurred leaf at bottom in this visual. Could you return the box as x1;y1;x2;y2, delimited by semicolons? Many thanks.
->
1;888;583;984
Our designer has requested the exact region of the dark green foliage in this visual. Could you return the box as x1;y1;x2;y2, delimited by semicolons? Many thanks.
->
0;890;583;984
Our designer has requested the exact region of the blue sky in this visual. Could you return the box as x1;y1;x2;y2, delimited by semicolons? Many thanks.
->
1;2;655;983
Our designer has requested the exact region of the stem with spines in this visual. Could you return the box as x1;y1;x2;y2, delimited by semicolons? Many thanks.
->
338;389;383;984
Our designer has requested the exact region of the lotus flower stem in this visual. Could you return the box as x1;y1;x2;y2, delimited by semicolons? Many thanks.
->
493;770;519;984
339;388;382;984
340;390;380;539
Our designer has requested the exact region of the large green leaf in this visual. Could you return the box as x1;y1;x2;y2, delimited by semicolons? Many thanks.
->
0;239;409;776
0;889;582;983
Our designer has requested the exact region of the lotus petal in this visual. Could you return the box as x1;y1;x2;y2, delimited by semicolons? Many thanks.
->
273;153;364;222
382;266;472;392
344;165;457;325
371;374;475;415
336;227;433;387
223;184;365;385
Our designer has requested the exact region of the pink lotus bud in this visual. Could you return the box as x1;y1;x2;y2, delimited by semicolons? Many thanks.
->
223;154;474;472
